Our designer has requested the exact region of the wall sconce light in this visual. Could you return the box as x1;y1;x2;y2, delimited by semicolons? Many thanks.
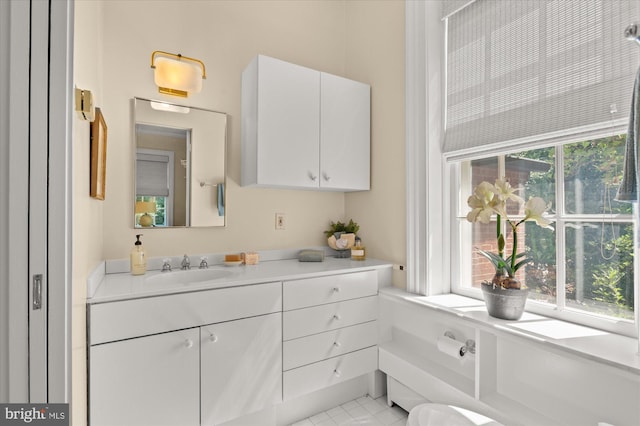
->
74;87;95;121
150;51;206;97
135;201;157;227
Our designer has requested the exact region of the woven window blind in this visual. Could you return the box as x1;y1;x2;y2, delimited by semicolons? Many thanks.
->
136;153;170;197
444;0;640;159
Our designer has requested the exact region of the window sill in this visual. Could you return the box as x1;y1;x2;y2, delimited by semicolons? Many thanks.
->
379;287;640;375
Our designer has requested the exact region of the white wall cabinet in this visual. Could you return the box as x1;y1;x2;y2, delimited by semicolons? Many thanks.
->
242;55;370;191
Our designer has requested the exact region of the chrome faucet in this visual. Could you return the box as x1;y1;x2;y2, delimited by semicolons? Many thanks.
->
199;256;208;269
161;259;172;272
181;254;191;270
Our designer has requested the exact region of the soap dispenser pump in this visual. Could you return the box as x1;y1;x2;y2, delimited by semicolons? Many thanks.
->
130;234;147;275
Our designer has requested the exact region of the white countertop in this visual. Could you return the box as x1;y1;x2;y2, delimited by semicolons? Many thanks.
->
89;257;393;304
380;287;640;375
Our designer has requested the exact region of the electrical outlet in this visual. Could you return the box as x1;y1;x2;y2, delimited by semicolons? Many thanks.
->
275;213;286;230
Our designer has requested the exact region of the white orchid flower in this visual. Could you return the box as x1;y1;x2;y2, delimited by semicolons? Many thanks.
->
466;181;500;224
523;196;553;229
494;178;524;204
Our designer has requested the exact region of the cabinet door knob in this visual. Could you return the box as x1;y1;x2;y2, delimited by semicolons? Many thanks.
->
332;287;340;293
184;339;194;349
323;173;331;181
333;341;341;348
308;172;318;181
209;333;218;343
333;369;342;378
333;314;341;321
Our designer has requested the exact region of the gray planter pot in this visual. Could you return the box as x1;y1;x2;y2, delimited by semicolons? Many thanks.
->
481;284;529;320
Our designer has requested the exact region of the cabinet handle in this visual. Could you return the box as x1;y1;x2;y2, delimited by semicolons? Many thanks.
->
333;369;342;378
323;173;331;181
333;341;341;348
309;173;318;182
333;314;341;321
184;339;194;349
209;333;218;343
332;287;340;293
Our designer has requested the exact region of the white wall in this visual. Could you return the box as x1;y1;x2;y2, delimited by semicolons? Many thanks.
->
73;0;105;422
73;1;405;422
97;1;405;276
100;1;344;260
344;1;406;287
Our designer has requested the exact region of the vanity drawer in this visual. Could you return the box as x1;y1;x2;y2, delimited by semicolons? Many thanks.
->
282;296;377;341
283;346;378;400
283;270;378;310
90;282;282;345
283;320;377;371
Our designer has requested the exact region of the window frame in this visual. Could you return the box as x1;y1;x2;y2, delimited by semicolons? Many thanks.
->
449;136;639;337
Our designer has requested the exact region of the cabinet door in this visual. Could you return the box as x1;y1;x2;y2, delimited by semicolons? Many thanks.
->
257;55;320;188
90;328;200;426
201;313;282;425
320;72;370;191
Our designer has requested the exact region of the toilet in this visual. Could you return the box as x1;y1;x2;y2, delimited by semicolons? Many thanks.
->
407;403;504;426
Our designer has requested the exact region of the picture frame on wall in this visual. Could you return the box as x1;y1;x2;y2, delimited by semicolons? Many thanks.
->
90;107;107;200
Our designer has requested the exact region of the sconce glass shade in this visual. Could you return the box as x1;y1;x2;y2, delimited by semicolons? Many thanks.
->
153;57;203;97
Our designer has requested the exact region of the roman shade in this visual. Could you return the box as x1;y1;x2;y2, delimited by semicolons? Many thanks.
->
136;152;170;197
444;0;640;160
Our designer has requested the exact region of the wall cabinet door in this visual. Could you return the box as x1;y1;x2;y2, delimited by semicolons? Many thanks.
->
320;72;371;191
200;313;282;425
90;328;200;426
243;55;320;189
242;55;370;191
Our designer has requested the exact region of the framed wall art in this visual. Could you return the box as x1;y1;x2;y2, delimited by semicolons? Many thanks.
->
90;107;107;200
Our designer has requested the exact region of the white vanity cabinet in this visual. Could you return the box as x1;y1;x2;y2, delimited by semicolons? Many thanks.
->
90;328;200;426
282;270;379;400
200;313;282;425
88;282;282;426
241;55;370;191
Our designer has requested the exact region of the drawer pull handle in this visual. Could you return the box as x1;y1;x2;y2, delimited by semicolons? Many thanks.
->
333;314;341;321
209;333;218;343
333;369;342;378
332;287;340;293
333;341;341;348
184;339;194;349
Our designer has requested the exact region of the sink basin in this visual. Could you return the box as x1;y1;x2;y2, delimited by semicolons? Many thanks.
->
146;268;234;286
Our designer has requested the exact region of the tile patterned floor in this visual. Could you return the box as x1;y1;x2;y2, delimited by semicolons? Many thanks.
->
291;395;408;426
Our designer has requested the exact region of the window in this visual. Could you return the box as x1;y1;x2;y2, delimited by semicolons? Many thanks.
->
452;133;636;335
439;0;640;336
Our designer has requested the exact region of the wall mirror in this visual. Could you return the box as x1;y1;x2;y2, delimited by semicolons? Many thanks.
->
133;97;227;228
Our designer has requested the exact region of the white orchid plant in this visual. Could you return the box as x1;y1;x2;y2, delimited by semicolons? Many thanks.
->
466;178;553;289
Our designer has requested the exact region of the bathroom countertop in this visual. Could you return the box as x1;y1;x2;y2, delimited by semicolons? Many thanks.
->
88;257;393;304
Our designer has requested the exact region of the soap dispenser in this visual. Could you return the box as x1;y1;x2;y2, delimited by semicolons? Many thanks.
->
130;234;147;275
351;236;366;261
